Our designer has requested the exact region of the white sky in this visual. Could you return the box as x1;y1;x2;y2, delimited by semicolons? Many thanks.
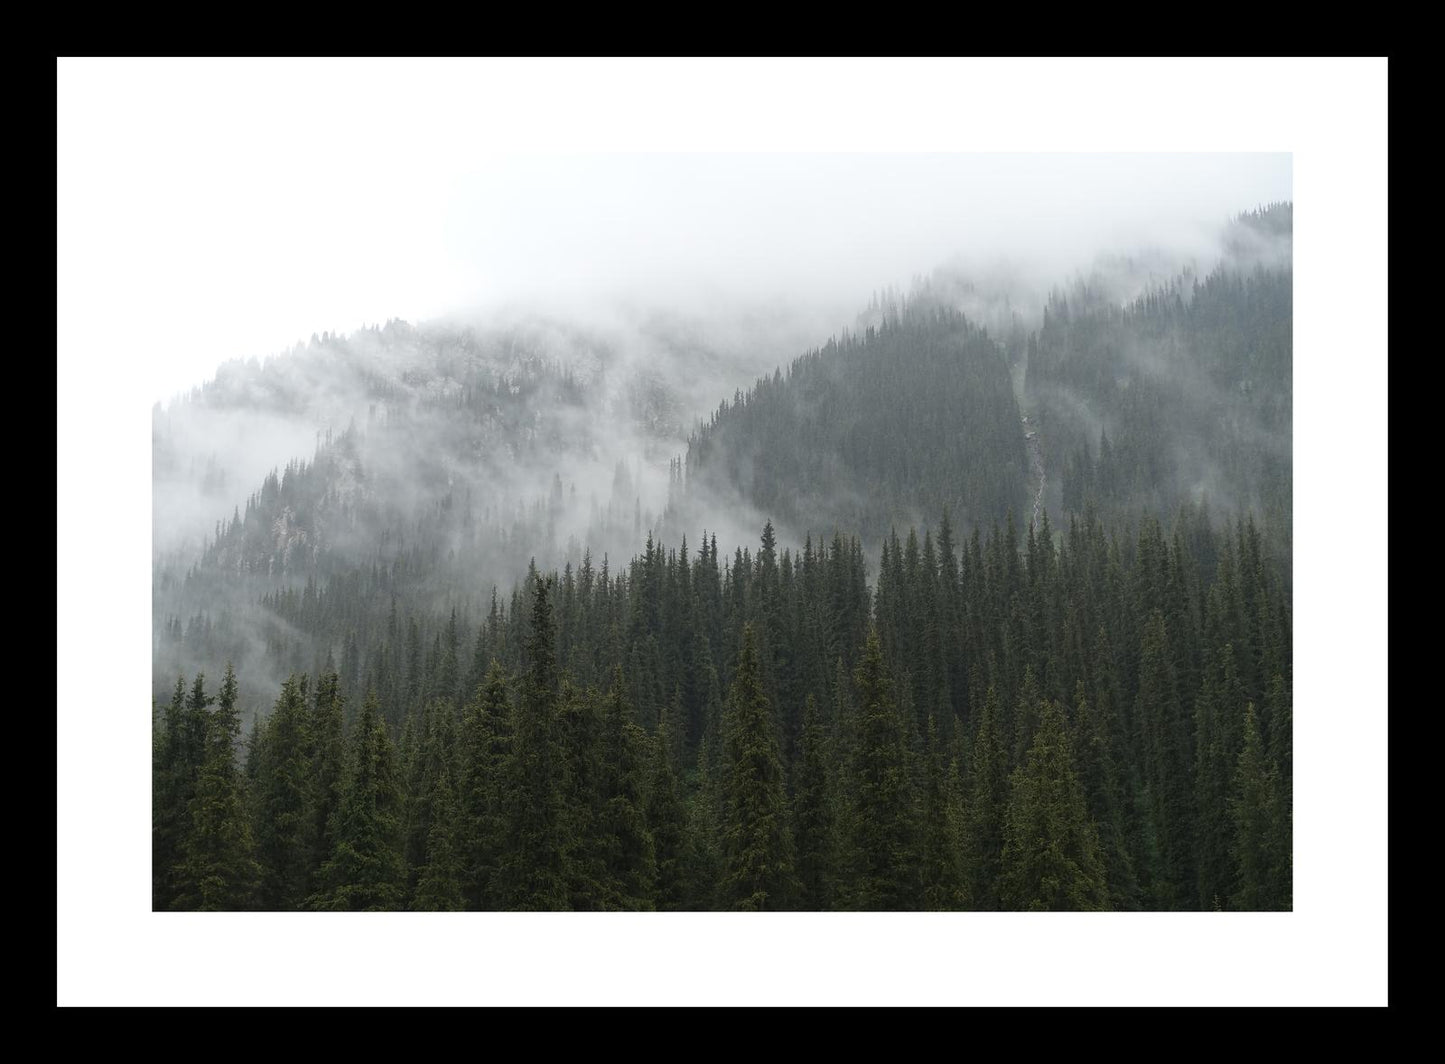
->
57;58;1387;1006
58;61;1291;404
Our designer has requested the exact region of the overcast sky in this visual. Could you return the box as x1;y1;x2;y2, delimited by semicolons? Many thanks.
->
58;61;1291;404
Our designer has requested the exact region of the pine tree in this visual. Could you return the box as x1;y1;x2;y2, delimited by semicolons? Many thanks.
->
153;674;194;909
1192;669;1232;910
1264;672;1291;788
963;685;1008;910
1135;610;1192;908
412;764;465;910
557;681;609;908
598;669;657;908
252;675;314;910
172;664;261;910
401;699;456;899
792;694;836;909
1000;700;1108;910
690;662;725;910
458;661;511;908
920;715;965;909
1074;680;1139;909
497;576;570;910
720;624;797;910
310;691;407;910
647;716;691;910
1229;704;1290;910
846;628;919;910
307;669;346;893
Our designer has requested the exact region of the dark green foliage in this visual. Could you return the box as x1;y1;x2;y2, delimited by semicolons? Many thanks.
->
401;699;457;899
1134;611;1193;908
412;765;465;911
165;502;1290;910
1264;672;1291;788
1229;705;1290;910
792;695;836;909
307;669;346;894
556;680;609;908
963;685;1008;910
165;503;1290;910
1192;667;1233;911
310;691;407;910
251;675;314;910
161;459;1288;911
153;674;201;909
1074;680;1139;909
646;718;691;910
1000;701;1108;911
598;670;657;909
171;665;261;910
920;716;966;910
720;625;796;910
457;661;511;908
496;577;570;910
845;628;919;910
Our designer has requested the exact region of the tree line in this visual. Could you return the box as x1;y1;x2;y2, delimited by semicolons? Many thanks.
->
155;507;1291;910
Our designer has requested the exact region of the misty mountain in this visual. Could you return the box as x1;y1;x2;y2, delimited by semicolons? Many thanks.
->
153;203;1292;827
665;303;1028;548
152;305;829;711
658;203;1291;561
1025;204;1292;554
149;201;1295;918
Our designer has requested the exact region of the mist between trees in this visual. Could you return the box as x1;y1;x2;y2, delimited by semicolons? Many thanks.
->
153;204;1291;911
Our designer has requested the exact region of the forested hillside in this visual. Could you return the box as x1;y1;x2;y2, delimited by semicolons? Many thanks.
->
153;205;1293;911
1025;203;1292;555
154;311;806;713
155;509;1290;911
666;305;1028;546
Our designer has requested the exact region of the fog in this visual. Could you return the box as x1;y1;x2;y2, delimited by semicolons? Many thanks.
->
153;150;1286;406
102;74;1289;710
58;58;1290;408
145;151;1289;550
435;153;1289;314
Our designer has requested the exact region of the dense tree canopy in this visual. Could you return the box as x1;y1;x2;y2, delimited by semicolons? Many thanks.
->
153;206;1292;911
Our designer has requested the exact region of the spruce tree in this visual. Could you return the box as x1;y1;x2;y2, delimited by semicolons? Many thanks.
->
1192;669;1232;910
598;669;657;909
792;694;836;910
720;625;797;910
412;764;465;910
999;700;1108;910
846;628;919;910
252;675;314;910
153;674;192;909
458;661;511;908
963;685;1008;910
920;715;965;910
1228;704;1290;910
310;691;407;911
1135;610;1192;908
307;669;346;894
172;664;261;910
1075;680;1139;909
557;681;608;909
402;700;456;899
497;576;570;910
646;716;691;910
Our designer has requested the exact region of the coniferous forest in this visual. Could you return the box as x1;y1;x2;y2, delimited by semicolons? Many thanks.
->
152;205;1293;912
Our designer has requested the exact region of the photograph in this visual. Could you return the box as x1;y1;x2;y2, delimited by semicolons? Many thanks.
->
58;57;1387;1006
